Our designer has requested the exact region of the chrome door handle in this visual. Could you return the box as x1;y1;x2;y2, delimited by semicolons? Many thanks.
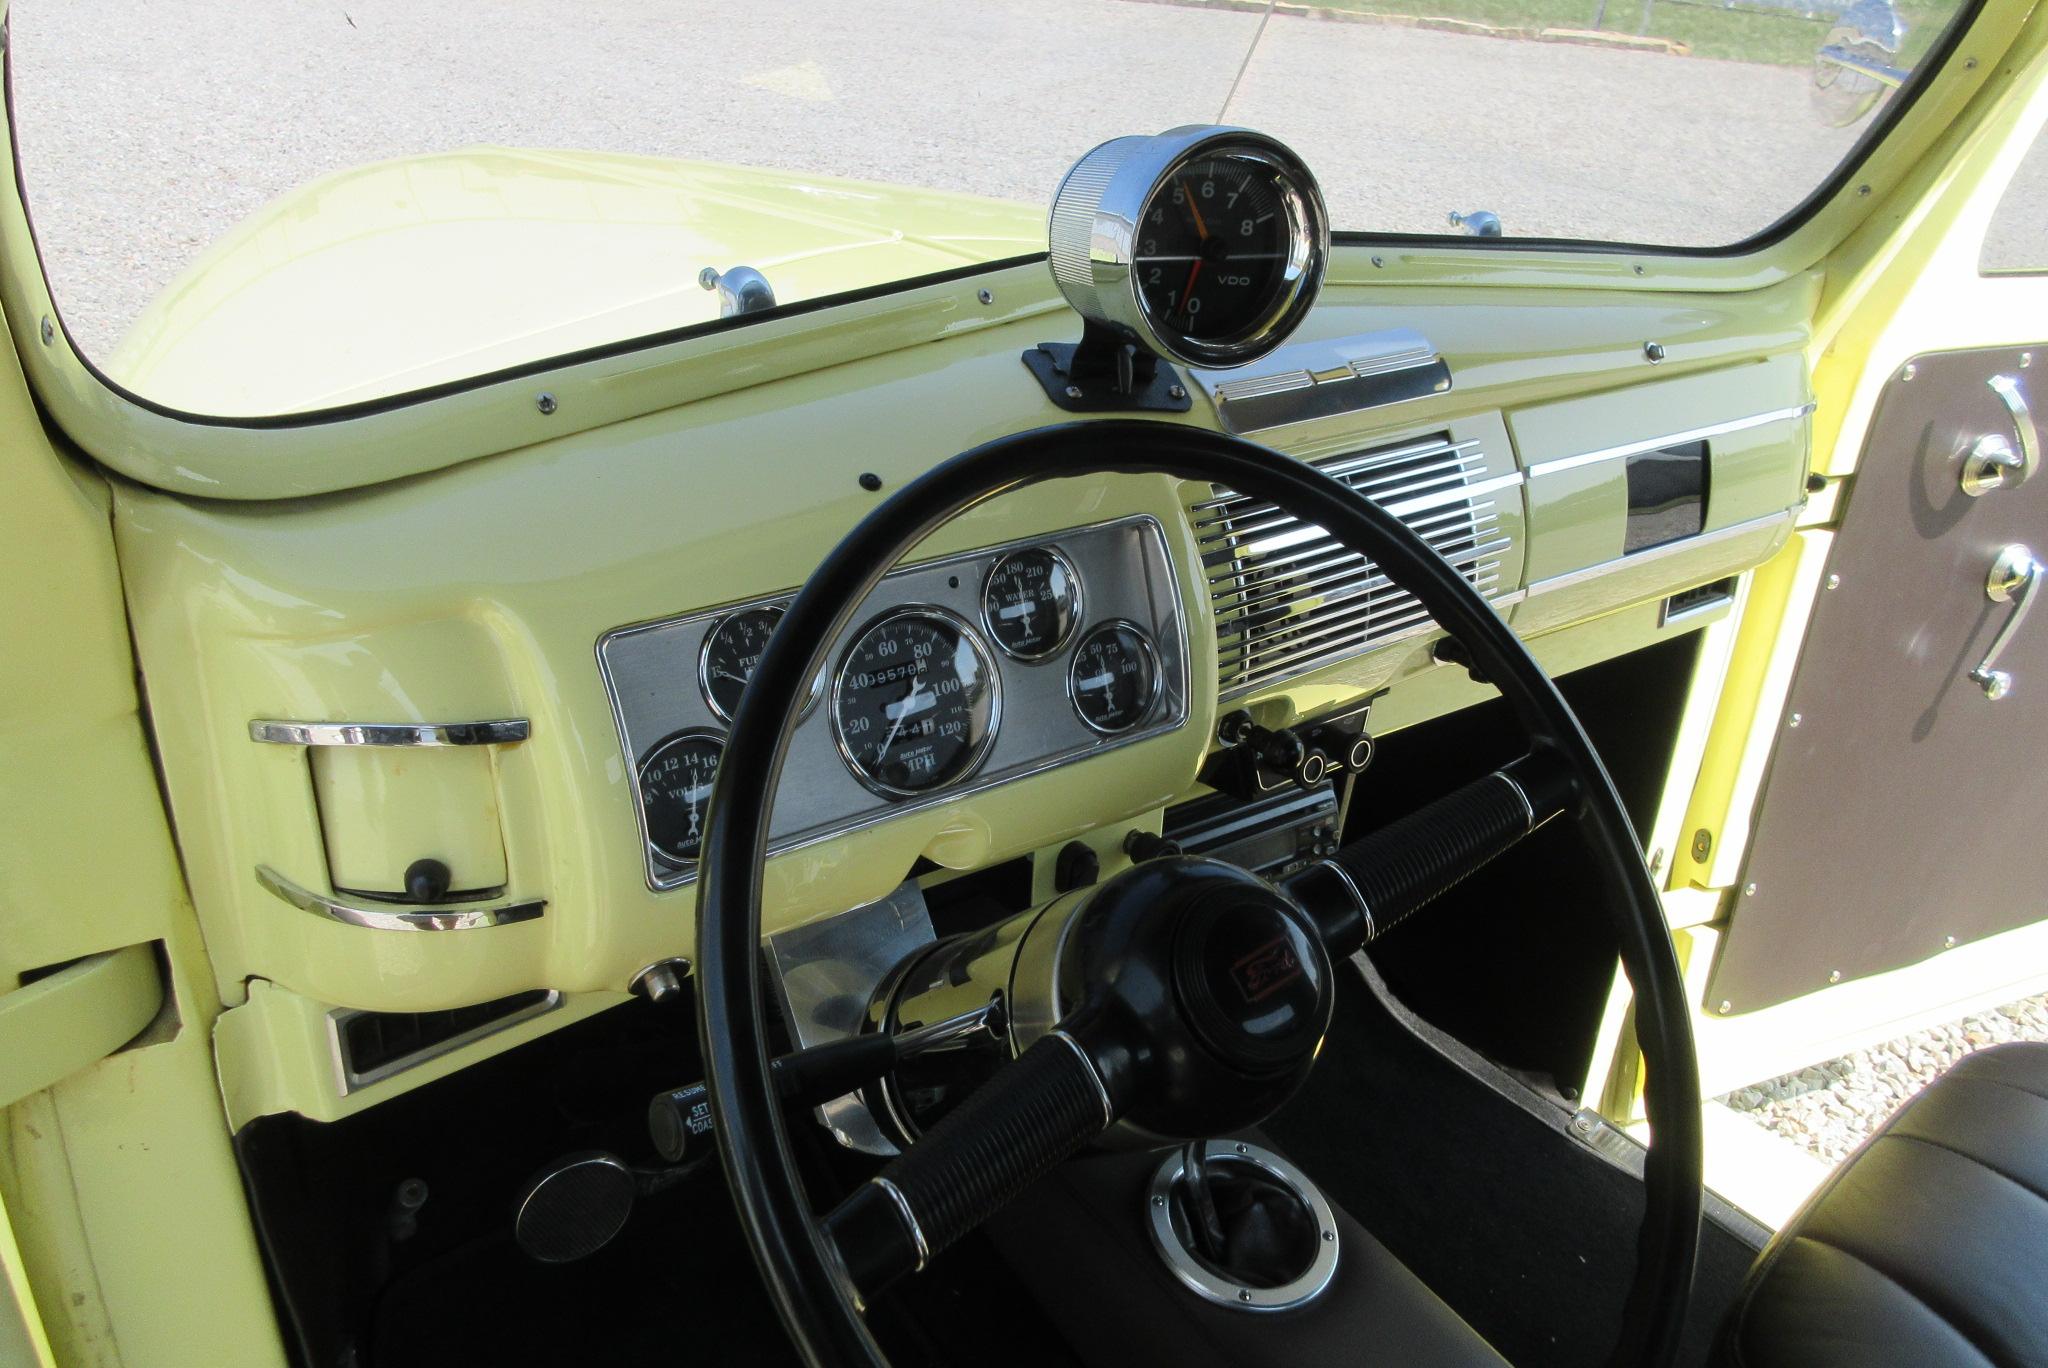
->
1969;543;2041;701
1960;374;2040;497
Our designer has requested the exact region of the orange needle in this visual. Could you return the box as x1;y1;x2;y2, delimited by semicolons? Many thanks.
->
1180;179;1210;240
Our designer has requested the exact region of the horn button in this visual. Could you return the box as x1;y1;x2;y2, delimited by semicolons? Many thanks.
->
1046;858;1337;1141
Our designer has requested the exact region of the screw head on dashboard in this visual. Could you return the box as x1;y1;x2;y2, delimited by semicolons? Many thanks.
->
858;472;883;492
1064;384;1085;400
535;392;558;416
1643;341;1665;364
1168;384;1187;401
977;288;995;305
38;315;54;346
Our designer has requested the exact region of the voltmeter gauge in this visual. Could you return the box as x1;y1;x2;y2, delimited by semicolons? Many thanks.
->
981;546;1083;661
638;729;725;866
1069;622;1160;735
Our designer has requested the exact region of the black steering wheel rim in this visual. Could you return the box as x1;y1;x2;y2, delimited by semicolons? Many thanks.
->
697;420;1703;1368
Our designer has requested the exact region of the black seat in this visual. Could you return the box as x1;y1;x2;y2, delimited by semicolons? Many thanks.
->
1718;1040;2048;1367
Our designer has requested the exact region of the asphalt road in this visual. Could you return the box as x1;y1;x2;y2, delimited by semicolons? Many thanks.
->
8;0;2040;364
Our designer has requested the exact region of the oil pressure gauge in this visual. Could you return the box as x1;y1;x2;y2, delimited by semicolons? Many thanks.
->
1069;621;1160;734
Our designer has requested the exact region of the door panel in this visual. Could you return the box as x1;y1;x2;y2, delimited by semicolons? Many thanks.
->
1710;343;2048;1013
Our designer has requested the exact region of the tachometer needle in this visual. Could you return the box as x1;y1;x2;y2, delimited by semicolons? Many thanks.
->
1181;259;1202;316
1180;180;1209;240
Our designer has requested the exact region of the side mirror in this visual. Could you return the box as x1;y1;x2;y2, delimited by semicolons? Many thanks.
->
1811;0;1908;128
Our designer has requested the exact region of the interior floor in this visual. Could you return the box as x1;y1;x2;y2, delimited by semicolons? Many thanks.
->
1265;956;1762;1368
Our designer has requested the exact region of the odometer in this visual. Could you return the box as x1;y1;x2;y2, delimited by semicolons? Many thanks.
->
638;729;724;866
1070;622;1160;735
981;546;1082;661
833;608;999;798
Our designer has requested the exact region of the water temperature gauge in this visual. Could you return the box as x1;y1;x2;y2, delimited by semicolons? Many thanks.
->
981;546;1083;661
638;729;725;865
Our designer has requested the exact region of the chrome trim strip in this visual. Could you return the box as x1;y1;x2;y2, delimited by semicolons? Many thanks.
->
872;1177;931;1272
1314;859;1376;943
257;865;546;931
1048;1029;1116;1129
1525;403;1816;479
326;990;562;1093
1522;508;1798;599
249;718;530;747
1493;769;1536;832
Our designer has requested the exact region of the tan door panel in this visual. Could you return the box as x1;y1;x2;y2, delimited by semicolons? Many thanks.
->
1710;344;2048;1013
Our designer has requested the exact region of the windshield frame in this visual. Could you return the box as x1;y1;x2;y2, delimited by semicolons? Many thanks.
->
0;0;2023;491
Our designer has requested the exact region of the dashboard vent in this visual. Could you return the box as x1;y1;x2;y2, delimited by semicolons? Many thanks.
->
1194;434;1509;697
332;989;559;1090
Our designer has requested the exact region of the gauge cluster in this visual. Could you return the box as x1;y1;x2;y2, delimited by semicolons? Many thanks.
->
597;515;1187;890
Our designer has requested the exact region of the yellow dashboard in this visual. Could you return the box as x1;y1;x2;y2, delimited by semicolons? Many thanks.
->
106;269;1818;1126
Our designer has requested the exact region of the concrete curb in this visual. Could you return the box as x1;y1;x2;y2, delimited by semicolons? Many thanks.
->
1113;0;1693;56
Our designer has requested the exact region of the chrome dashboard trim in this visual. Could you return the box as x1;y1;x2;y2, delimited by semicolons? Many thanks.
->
1518;507;1800;599
248;718;530;747
1523;403;1816;478
1146;1141;1339;1311
1192;328;1452;434
598;514;1190;893
257;864;547;931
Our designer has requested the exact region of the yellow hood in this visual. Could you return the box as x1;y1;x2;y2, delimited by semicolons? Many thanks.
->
106;147;1046;416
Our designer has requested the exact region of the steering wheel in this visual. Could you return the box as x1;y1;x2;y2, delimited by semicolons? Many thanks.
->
696;422;1703;1368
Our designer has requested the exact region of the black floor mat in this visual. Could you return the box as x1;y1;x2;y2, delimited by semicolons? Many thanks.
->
1264;958;1760;1368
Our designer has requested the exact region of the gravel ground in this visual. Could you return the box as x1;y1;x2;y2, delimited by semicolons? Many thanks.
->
1719;991;2048;1166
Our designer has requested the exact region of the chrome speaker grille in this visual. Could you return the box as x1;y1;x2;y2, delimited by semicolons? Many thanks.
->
1194;434;1509;697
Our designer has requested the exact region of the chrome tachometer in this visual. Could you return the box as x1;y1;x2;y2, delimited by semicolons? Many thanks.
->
832;607;1000;798
1048;125;1328;370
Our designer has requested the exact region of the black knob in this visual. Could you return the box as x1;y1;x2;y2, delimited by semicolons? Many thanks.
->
404;858;452;903
1054;841;1100;893
1123;830;1183;863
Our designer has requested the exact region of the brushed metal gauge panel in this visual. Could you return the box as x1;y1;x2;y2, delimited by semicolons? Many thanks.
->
598;515;1188;891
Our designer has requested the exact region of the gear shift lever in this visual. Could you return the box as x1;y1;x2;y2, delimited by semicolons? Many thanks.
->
1181;1139;1230;1264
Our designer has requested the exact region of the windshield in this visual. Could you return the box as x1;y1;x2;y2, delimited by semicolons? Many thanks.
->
12;0;1972;418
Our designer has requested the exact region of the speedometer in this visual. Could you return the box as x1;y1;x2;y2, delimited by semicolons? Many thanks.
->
832;608;999;798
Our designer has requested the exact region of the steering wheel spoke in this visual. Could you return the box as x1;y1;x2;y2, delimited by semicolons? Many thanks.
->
1288;750;1580;957
822;1028;1120;1299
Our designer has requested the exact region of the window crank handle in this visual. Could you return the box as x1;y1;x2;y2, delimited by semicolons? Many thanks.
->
1968;543;2041;701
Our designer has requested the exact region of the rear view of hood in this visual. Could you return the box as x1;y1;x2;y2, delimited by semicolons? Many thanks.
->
106;147;1046;417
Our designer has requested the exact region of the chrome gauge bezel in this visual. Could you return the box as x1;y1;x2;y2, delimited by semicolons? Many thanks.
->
697;604;823;724
980;545;1085;663
1068;619;1162;736
637;727;728;867
1047;125;1329;370
830;604;1004;801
